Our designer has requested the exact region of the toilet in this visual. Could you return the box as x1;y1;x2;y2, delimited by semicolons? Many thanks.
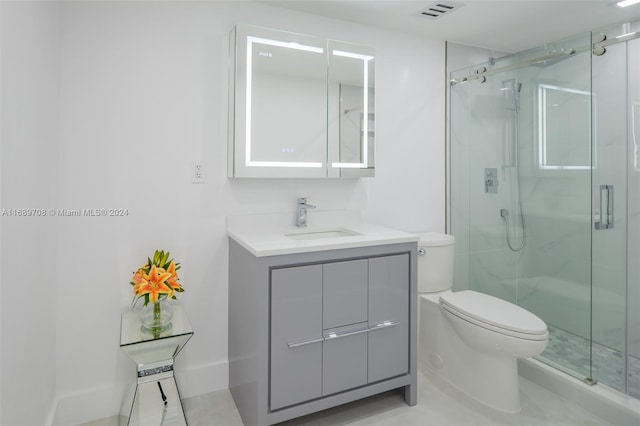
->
417;232;548;413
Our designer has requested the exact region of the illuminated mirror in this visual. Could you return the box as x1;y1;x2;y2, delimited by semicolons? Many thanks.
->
228;25;375;178
229;25;327;178
538;84;592;170
328;40;375;177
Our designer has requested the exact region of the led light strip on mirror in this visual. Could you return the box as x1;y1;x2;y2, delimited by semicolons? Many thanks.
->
245;36;324;168
331;49;374;169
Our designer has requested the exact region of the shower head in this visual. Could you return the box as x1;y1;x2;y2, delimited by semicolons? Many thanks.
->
501;79;522;92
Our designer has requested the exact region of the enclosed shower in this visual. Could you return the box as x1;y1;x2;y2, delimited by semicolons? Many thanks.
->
449;21;640;399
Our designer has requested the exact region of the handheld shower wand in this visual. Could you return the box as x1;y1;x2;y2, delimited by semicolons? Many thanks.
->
501;79;526;252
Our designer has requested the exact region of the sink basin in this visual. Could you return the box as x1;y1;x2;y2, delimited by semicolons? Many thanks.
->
285;228;361;240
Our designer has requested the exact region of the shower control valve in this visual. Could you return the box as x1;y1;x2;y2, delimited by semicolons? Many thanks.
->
484;168;498;194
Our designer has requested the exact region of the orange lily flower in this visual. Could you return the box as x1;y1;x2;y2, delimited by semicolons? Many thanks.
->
165;261;183;298
131;268;146;294
135;264;172;303
130;250;186;308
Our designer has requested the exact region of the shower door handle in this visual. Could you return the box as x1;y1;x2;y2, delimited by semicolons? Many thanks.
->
595;185;614;230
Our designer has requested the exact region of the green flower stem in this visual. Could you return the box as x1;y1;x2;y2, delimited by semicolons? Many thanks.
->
152;301;162;339
153;300;161;323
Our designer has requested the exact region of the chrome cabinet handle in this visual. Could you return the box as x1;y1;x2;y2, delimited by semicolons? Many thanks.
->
417;248;426;255
323;328;370;340
369;320;399;331
595;185;614;230
287;337;324;348
289;321;400;348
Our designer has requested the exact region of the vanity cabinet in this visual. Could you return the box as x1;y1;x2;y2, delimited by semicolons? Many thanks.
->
322;259;368;329
270;264;323;410
368;254;410;382
228;240;416;426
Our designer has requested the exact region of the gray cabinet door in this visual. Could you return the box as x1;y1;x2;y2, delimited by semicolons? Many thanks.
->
270;265;323;410
322;322;368;395
368;254;409;383
323;259;368;329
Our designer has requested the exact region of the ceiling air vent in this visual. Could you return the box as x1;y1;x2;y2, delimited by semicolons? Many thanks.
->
416;1;464;19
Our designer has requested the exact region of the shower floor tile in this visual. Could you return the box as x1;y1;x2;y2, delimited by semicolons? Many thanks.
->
541;324;640;397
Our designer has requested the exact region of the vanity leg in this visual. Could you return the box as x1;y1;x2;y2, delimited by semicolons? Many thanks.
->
404;383;417;406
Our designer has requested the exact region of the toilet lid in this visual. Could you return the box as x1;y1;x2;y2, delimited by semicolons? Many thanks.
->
439;290;547;337
418;232;455;247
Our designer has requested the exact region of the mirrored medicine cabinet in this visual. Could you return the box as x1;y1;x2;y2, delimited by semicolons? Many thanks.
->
228;24;375;178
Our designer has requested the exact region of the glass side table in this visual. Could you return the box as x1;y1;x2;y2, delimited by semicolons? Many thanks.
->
120;303;193;425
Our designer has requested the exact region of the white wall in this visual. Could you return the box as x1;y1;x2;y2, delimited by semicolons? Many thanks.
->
2;1;446;424
365;29;444;232
0;1;60;425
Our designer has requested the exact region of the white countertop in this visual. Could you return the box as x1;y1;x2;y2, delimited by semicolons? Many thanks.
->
227;211;418;257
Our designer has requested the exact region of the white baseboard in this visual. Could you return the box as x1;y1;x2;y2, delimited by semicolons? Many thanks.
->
50;384;127;426
177;359;229;399
49;360;229;425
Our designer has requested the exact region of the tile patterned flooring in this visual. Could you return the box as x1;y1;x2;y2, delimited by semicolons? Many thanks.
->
542;325;640;398
85;367;612;426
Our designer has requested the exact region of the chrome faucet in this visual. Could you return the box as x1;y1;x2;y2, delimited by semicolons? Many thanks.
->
296;197;316;227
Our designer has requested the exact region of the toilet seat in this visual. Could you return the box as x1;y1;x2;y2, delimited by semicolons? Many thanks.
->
439;290;548;341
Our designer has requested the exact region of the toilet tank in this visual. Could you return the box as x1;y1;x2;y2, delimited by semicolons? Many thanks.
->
417;232;455;293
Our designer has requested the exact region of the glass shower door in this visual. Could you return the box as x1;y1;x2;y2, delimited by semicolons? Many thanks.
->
591;34;629;393
628;35;640;399
465;68;520;304
514;35;594;382
590;24;640;397
451;27;640;398
450;32;595;382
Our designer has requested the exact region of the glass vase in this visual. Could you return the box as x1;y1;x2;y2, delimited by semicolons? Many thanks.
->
139;298;173;337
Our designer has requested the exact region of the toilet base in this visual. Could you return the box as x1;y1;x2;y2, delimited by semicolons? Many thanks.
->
425;348;521;413
419;294;524;413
